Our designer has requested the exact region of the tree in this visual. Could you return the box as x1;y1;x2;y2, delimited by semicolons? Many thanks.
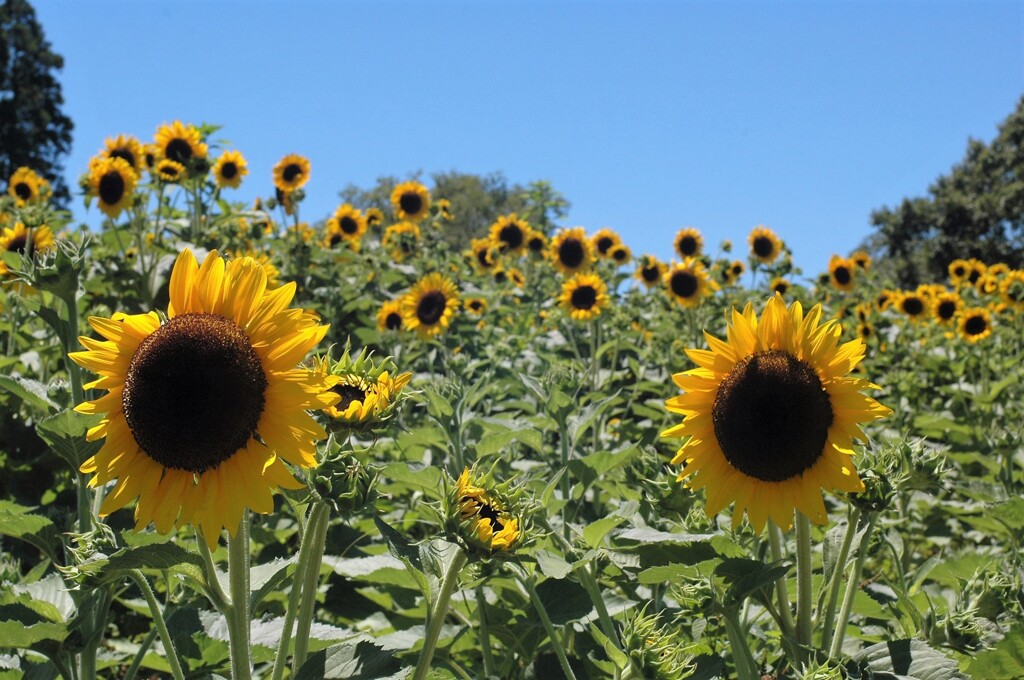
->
0;0;74;205
867;96;1024;286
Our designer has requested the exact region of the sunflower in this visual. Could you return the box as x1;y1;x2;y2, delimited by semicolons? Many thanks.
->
383;221;421;261
857;322;875;341
102;135;146;176
326;204;367;245
896;290;928;322
0;222;56;275
999;270;1024;311
89;157;138;218
489;214;530;255
231;249;280;288
401;273;459;338
635;255;667;289
319;366;412;425
272;154;311;193
976;273;1000;296
465;297;488;316
674;227;703;259
525;229;547;255
947;259;970;285
549;227;594;275
155;159;186;184
958;307;992;343
748;226;782;264
609;244;632;265
933;291;962;325
507;268;526;288
391;181;431;222
436;198;454;221
592;228;622;258
377;300;405;332
559;272;610;322
963;258;987;286
770;277;791;295
365;207;384;228
851;251;871;270
154;121;208;170
987;263;1010;278
492;267;509;285
7;167;47;206
665;259;716;307
212;150;248;189
663;294;891;533
828;255;855;292
452;468;521;554
729;260;746;280
70;250;336;545
875;289;896;311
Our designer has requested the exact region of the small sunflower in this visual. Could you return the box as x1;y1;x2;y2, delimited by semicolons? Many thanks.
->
436;198;454;221
102;135;146;176
391;181;431;222
326;204;367;245
609;243;632;265
489;214;530;255
465;297;488;316
674;227;703;259
857;322;875;341
748;226;782;264
770;277;791;295
729;260;746;280
525;229;547;255
70;250;336;545
0;222;56;275
663;294;891;533
999;270;1024;311
273;154;311;193
876;289;896;311
549;227;595;275
401;273;460;338
958;307;992;343
558;272;610;322
155;159;186;184
315;351;412;428
933;291;962;326
383;221;421;262
365;207;384;228
7;167;47;206
377;300;405;332
507;268;526;288
635;255;667;289
896;290;928;322
154;121;208;170
212;150;248;189
987;263;1010;278
450;468;522;554
469;237;496;272
592;228;622;258
665;259;716;307
89;157;138;218
976;273;1000;296
828;255;855;292
948;259;971;285
964;258;987;286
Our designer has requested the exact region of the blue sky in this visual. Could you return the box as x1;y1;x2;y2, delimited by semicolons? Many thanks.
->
33;1;1024;280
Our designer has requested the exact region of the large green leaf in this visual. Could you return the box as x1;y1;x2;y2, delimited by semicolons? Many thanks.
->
854;639;965;680
0;375;58;414
74;543;204;586
294;639;406;679
0;501;61;561
34;409;102;468
966;625;1024;679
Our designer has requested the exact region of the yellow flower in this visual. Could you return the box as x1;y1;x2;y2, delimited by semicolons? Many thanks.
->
401;273;459;338
851;250;871;270
325;204;367;247
273;154;311;193
549;227;594;275
436;198;454;220
895;290;928;322
958;307;992;343
464;297;488;316
558;272;610;322
999;270;1024;311
932;291;962;326
0;222;56;275
665;259;716;307
770;277;791;295
609;243;632;265
592;228;622;258
947;259;971;286
102;135;146;176
155;159;186;184
828;255;855;292
453;468;521;554
391;181;430;222
154;121;208;169
489;214;530;255
525;229;548;256
673;227;703;259
7;167;48;206
383;221;421;261
635;255;667;289
748;226;782;264
365;207;384;228
212;150;248;189
377;300;404;332
70;250;336;546
316;354;412;426
469;237;497;272
663;294;891;533
89;157;138;218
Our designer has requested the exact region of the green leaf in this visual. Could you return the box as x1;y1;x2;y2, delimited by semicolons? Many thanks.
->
0;375;58;414
381;462;442;500
324;554;418;589
294;639;405;679
967;624;1024;679
0;501;61;561
35;409;102;469
637;563;701;585
250;557;295;609
535;578;591;625
583;516;626;549
589;623;629;670
989;497;1024;530
0;619;68;649
855;639;965;680
715;558;790;605
535;549;573;580
74;544;204;586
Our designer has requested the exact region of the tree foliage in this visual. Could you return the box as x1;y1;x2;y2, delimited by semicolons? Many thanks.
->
0;0;74;205
868;96;1024;286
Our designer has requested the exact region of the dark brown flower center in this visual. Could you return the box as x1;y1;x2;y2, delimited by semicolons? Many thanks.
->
612;248;628;262
122;313;267;474
165;139;193;164
773;281;789;294
476;247;491;268
220;162;238;179
339;216;359;234
968;269;981;284
386;312;402;330
6;234;27;253
13;182;33;200
677;235;698;256
596;236;614;254
642;266;660;283
833;266;851;286
937;300;957;320
713;350;833;482
282;163;303;183
332;383;367;412
953;265;966;277
752;236;775;258
469;300;483;312
399;191;423;216
499;223;524;249
528;236;544;252
416;291;447;325
558;238;584;269
328;232;342;246
110;149;136;168
670;270;698;298
964;315;987;336
902;297;923;316
99;171;126;205
570;285;597;310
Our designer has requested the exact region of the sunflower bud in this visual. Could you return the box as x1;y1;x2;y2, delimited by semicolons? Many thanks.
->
849;467;894;513
315;344;412;436
309;449;379;515
620;608;695;680
444;467;527;559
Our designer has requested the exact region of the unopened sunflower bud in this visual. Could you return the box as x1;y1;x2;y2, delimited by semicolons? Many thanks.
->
310;450;379;515
444;467;528;559
315;345;413;436
849;467;894;513
621;608;695;680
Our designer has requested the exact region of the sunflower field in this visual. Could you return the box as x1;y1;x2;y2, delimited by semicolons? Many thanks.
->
1;122;1023;680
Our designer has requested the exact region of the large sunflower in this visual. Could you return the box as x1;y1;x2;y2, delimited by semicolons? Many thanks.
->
549;227;595;275
154;121;208;169
748;226;782;264
635;255;667;289
70;250;336;545
665;259;716;307
89;157;139;218
401;273;460;338
489;214;530;255
272;154;311;193
0;222;56;275
391;181;431;222
212;150;248;189
663;294;891;533
558;272;610;322
674;227;703;259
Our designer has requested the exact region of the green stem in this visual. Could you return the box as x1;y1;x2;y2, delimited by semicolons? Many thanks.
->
124;629;158;680
829;512;878;658
128;570;186;680
413;550;469;680
516;570;578;680
195;529;229;611
227;514;253;680
795;513;813;662
290;502;331;675
579;563;619;649
477;584;496;678
720;608;759;680
766;521;796;639
559;420;571;542
819;506;862;651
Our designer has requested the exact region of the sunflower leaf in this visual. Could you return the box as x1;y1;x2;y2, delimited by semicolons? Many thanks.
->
34;409;102;469
294;639;405;680
966;624;1024;679
0;375;59;415
854;639;965;680
0;501;61;562
73;544;204;586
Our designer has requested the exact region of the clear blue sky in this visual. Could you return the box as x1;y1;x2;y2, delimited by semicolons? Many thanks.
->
33;1;1024;279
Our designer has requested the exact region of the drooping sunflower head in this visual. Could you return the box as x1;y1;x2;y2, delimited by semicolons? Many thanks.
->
468;237;498;272
102;135;146;176
609;244;632;265
155;159;186;184
896;290;927;321
377;300;405;332
447;467;524;556
465;297;488;316
383;221;421;262
828;255;855;292
635;255;667;289
489;214;530;255
315;348;412;433
401;272;460;338
958;307;992;343
88;157;139;218
154;121;208;171
558;272;610;322
851;250;871;270
327;204;367;244
7;167;48;206
525;229;547;255
70;249;336;545
999;270;1024;311
390;181;431;222
273;154;311;193
665;259;716;307
933;291;962;325
748;226;782;264
212;150;248;189
549;227;595;275
770;277;791;295
674;227;703;259
976;272;1000;296
592;228;622;258
662;294;891;533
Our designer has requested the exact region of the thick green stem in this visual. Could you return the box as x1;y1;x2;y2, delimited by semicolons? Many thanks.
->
195;529;229;611
795;512;814;660
766;521;796;639
517;571;578;680
227;515;253;680
413;550;469;680
290;502;331;675
128;570;186;680
721;608;759;680
273;502;327;680
819;506;862;650
476;584;496;678
829;513;878;658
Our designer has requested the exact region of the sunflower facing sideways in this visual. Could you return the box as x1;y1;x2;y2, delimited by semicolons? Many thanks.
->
559;272;610;322
155;159;186;184
401;273;460;338
70;250;337;545
665;259;716;307
89;157;139;218
212;150;248;189
391;181;431;222
549;226;595;275
663;294;891;533
0;222;56;275
748;225;782;264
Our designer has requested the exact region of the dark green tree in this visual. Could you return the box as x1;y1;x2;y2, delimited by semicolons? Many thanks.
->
0;0;74;204
867;96;1024;286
